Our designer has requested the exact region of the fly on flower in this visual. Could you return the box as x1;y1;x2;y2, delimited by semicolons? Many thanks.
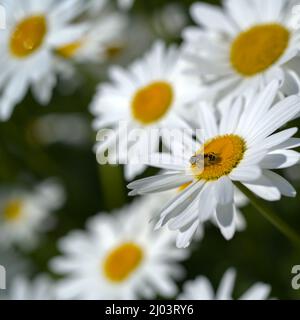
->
128;80;300;248
91;41;200;180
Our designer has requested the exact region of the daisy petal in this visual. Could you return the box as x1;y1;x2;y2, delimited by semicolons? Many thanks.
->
158;181;204;222
271;138;300;151
240;283;271;300
264;170;296;198
242;174;281;201
229;166;261;182
197;103;219;140
262;128;298;150
128;174;193;195
260;150;300;169
216;203;236;240
249;95;300;143
216;268;236;300
168;183;216;230
225;0;258;29
214;177;234;205
176;220;199;249
190;3;236;35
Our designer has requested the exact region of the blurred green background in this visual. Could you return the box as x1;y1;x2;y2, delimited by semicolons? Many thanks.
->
0;0;299;299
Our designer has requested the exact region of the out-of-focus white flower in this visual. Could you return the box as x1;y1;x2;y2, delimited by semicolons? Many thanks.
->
53;1;129;92
128;81;300;248
91;41;200;181
92;0;134;12
153;3;188;38
0;0;86;120
285;163;300;184
2;275;56;300
0;180;65;250
0;248;29;286
30;113;91;147
178;268;271;300
55;11;127;64
50;196;189;300
183;0;300;105
117;0;134;11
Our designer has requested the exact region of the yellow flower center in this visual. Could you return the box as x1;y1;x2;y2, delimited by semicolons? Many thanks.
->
191;135;246;181
3;199;24;222
10;15;47;58
132;81;174;125
103;242;144;283
56;41;83;58
230;23;290;77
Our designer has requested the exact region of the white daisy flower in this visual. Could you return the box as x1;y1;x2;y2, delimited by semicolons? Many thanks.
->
0;0;86;120
1;275;56;300
128;80;300;248
182;0;300;104
178;268;271;300
0;179;65;250
50;197;189;300
53;11;127;90
117;0;134;11
91;41;199;181
153;3;188;39
55;7;128;64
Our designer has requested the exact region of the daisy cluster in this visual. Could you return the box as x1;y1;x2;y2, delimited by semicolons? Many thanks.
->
0;0;300;300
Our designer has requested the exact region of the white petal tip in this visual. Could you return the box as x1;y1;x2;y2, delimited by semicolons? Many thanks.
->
128;190;139;197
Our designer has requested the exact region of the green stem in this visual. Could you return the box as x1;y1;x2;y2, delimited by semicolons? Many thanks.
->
98;164;126;211
237;183;300;249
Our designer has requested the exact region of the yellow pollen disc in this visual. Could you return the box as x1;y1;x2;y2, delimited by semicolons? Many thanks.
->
3;199;24;222
132;81;174;125
230;23;290;77
10;15;47;58
56;41;82;58
103;242;144;282
191;135;246;181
